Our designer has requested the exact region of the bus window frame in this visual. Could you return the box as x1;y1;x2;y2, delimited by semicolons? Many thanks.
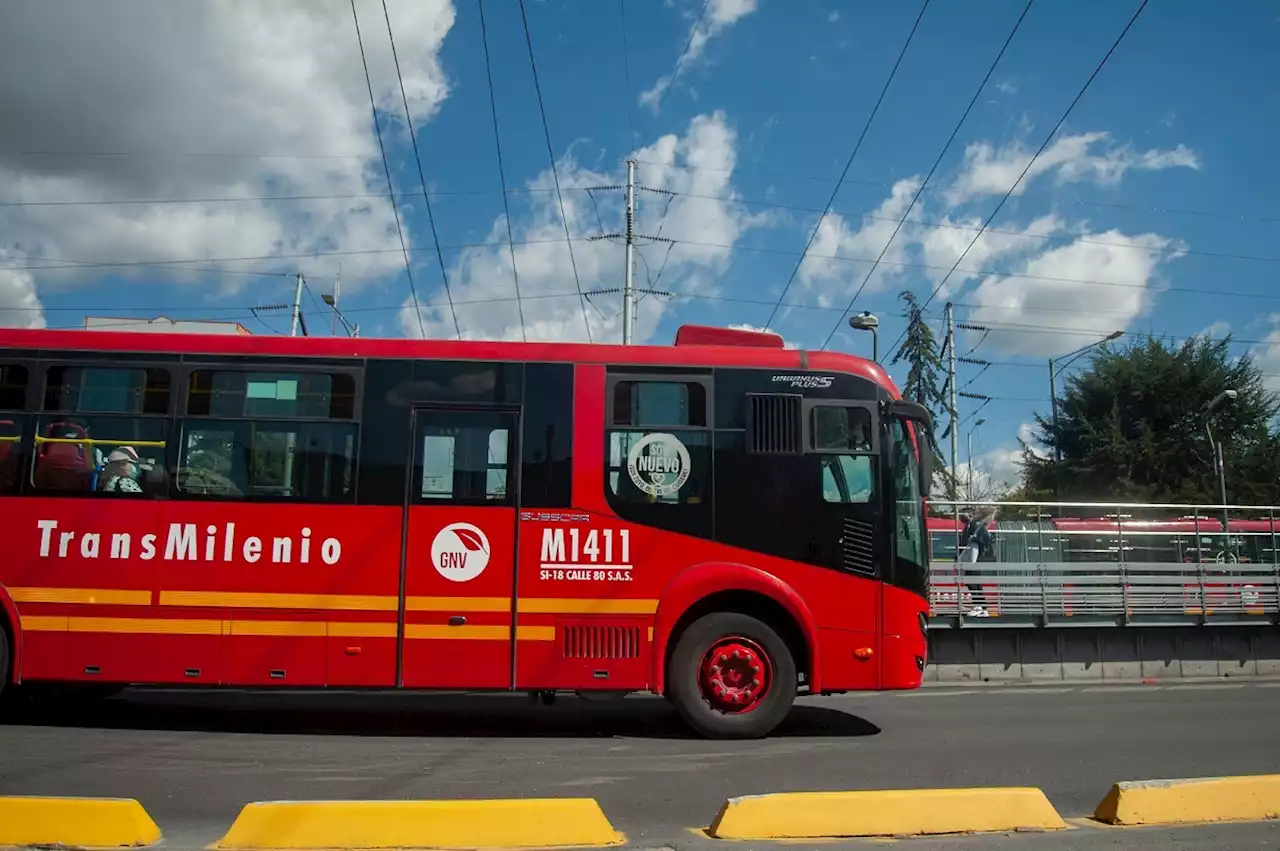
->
172;359;365;504
802;399;879;455
605;370;715;430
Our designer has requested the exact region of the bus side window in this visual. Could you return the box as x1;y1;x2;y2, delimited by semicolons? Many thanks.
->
0;364;29;495
32;365;171;497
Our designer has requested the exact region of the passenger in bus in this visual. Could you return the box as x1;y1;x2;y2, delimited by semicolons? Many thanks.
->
97;446;152;494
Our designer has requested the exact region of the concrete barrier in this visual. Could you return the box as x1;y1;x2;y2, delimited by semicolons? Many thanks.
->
214;799;623;849
1095;775;1280;825
708;788;1066;839
0;796;161;848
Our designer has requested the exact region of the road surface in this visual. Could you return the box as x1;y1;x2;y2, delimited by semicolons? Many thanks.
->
1;680;1277;849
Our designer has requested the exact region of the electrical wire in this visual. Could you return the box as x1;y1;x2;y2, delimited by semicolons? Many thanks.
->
910;0;1152;323
819;0;1035;351
478;0;528;341
380;0;461;339
763;0;931;327
517;0;593;341
349;0;427;340
651;0;711;114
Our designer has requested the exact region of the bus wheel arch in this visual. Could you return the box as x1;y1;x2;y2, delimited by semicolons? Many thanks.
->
0;584;19;697
660;589;811;695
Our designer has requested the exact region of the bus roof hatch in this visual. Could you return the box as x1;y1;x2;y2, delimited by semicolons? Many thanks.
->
673;324;785;348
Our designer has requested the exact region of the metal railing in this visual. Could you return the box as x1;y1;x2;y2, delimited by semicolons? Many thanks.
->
925;499;1280;627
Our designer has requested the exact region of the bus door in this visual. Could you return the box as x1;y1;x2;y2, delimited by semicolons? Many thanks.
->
399;406;520;689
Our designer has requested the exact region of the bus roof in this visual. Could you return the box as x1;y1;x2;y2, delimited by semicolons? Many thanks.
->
0;325;898;392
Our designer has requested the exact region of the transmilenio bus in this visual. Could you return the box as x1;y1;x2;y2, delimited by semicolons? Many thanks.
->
0;323;932;738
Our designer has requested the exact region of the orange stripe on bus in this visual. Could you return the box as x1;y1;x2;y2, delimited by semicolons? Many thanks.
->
159;591;397;611
405;596;510;613
517;598;658;615
10;587;152;606
18;615;549;641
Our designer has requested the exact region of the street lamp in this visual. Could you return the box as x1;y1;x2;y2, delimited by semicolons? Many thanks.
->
1204;389;1237;544
966;417;986;502
1048;330;1124;463
848;311;879;362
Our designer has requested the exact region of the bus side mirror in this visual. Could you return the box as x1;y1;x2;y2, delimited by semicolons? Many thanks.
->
887;400;933;490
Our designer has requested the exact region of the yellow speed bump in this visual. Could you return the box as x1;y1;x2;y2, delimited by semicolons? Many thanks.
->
0;796;161;848
709;788;1067;839
1094;775;1280;825
215;799;624;850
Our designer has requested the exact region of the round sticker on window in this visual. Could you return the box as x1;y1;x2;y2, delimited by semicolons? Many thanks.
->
626;432;691;497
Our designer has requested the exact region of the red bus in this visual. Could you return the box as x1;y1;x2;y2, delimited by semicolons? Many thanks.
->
0;323;932;738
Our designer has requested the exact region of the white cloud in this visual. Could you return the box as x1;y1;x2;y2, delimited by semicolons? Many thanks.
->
0;254;45;328
995;79;1018;96
965;230;1185;356
795;178;922;305
828;10;840;22
0;0;456;306
1251;314;1280;394
947;131;1200;205
640;0;759;111
1195;320;1231;341
401;111;765;342
920;213;1067;301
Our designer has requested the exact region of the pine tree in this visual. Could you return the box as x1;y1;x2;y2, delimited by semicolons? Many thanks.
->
891;291;954;497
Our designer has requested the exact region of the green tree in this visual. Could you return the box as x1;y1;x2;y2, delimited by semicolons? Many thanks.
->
1023;334;1280;506
891;290;955;497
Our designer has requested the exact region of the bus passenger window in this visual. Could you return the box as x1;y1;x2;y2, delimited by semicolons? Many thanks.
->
812;406;872;452
176;421;356;502
0;365;29;494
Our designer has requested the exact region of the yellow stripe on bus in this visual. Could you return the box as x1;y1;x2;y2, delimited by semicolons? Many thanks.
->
10;587;152;606
159;591;397;612
14;587;659;618
517;598;658;615
33;437;167;447
18;615;552;641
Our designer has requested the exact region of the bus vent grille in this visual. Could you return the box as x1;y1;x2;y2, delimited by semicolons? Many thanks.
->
561;624;643;660
842;517;875;575
746;393;802;454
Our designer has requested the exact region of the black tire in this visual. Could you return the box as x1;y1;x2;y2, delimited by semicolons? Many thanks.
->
666;612;797;739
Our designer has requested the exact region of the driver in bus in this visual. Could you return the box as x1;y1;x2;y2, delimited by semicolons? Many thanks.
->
97;446;152;494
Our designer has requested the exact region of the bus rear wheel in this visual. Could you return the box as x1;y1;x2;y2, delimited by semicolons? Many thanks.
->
667;612;796;739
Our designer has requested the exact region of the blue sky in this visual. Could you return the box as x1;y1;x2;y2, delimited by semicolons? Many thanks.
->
1;0;1278;488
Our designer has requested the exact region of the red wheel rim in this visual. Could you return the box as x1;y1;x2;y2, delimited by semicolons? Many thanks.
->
698;636;772;714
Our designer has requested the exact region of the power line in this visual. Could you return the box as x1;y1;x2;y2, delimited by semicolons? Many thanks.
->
631;164;1280;227
11;234;1280;311
12;181;1276;267
517;0;593;342
619;0;637;146
762;0;931;328
478;0;528;342
819;0;1035;351
381;0;460;340
650;0;711;114
905;0;1152;336
349;0;427;339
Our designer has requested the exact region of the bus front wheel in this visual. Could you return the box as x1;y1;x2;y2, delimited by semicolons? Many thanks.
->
666;612;796;739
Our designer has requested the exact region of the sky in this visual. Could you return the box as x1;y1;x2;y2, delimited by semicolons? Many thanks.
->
1;0;1278;493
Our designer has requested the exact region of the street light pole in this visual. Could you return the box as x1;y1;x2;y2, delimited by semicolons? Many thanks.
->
848;311;879;362
1204;388;1237;551
1047;330;1124;490
966;417;986;502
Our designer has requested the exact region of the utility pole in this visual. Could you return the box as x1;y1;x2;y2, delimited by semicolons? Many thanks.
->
945;302;959;504
622;159;637;345
331;267;341;337
290;272;305;338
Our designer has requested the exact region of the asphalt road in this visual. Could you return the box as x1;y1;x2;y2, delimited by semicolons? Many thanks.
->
1;681;1278;849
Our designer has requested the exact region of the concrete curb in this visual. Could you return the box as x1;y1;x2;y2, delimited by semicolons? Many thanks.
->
1094;775;1280;825
213;799;625;849
708;788;1067;839
0;796;161;848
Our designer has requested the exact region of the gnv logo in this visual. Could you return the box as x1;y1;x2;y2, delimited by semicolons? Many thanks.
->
431;522;491;582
